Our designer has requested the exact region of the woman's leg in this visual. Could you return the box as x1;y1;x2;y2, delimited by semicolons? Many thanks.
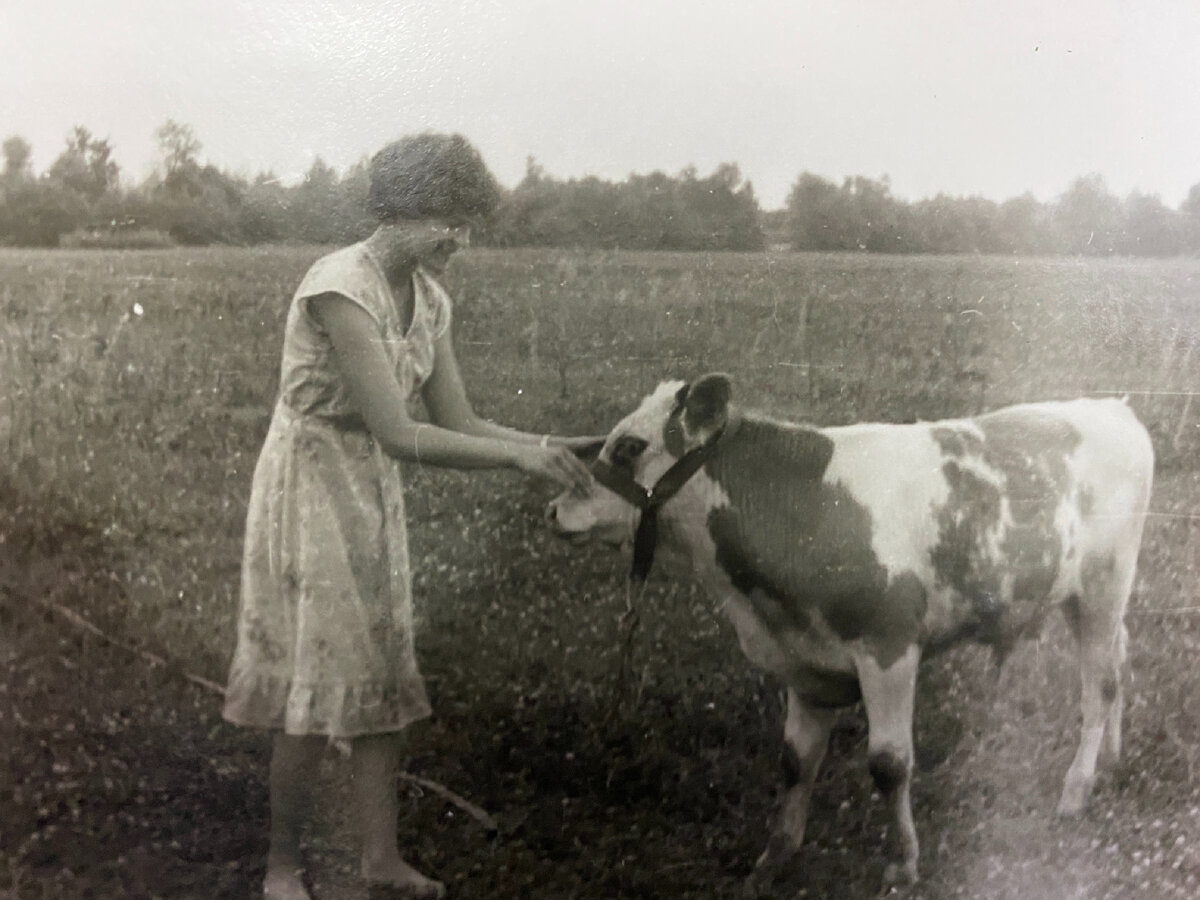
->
264;733;325;898
352;733;445;897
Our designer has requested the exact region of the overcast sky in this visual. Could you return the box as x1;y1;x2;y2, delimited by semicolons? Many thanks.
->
4;0;1199;210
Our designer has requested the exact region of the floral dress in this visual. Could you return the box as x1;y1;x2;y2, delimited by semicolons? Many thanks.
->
222;243;450;737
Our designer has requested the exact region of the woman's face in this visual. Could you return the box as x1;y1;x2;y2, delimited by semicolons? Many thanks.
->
406;220;472;275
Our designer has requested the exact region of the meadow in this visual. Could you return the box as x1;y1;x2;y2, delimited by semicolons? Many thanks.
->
1;245;1198;898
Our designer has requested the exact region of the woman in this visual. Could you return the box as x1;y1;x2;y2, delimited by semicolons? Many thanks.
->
222;133;596;899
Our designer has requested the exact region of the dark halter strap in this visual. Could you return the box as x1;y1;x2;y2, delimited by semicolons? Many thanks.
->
590;428;726;583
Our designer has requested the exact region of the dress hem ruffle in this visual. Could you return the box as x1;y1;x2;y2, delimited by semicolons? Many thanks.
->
221;667;432;738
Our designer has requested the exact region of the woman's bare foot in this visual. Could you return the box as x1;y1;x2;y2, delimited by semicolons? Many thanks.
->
353;735;444;897
262;863;310;899
264;735;323;899
362;855;445;899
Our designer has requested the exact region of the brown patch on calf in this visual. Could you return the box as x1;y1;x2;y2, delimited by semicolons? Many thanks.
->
929;455;1005;606
1101;678;1118;704
787;665;862;709
1063;593;1083;639
682;373;731;440
868;748;908;796
930;414;1081;649
663;413;686;458
706;417;923;676
884;572;929;639
781;743;803;788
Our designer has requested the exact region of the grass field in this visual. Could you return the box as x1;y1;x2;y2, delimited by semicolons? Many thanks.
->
1;246;1198;898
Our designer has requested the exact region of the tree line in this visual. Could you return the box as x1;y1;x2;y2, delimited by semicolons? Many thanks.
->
782;171;1200;256
0;123;375;248
2;121;1199;255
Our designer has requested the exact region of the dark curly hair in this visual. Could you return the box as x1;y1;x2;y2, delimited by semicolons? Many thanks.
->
367;133;501;222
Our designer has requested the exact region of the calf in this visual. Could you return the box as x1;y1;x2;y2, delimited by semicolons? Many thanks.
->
547;374;1154;885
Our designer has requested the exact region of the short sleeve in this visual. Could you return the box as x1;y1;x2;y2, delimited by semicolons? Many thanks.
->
294;246;385;333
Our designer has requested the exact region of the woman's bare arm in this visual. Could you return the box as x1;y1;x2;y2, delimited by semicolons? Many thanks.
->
422;325;605;451
312;293;593;490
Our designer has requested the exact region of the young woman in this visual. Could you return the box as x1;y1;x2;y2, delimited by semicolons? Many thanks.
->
222;133;596;899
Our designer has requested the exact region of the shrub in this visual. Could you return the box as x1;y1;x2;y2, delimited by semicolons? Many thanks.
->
59;227;175;250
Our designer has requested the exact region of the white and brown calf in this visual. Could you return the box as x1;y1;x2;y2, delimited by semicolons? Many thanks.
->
547;374;1154;885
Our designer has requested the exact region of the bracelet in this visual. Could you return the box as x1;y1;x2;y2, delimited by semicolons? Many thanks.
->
539;434;550;448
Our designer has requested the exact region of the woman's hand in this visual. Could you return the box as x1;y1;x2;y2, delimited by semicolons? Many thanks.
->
546;434;608;458
513;443;595;493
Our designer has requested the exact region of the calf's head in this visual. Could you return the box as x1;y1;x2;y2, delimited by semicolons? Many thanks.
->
546;373;731;545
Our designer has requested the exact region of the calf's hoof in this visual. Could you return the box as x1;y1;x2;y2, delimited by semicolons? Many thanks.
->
744;834;797;897
1056;774;1094;817
366;881;445;900
263;867;311;900
742;868;781;900
882;859;918;889
1097;741;1121;772
753;832;798;873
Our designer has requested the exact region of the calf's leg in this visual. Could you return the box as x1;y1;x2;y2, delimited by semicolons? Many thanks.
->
755;689;834;872
1058;627;1122;815
855;645;920;886
1058;554;1132;816
1099;621;1128;769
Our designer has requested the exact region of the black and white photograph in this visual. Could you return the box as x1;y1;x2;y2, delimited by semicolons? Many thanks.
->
1;2;1198;897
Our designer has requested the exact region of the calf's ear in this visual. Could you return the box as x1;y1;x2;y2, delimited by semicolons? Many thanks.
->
683;372;732;443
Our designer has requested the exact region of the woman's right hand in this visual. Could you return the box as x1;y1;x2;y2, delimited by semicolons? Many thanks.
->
553;434;608;458
513;443;595;494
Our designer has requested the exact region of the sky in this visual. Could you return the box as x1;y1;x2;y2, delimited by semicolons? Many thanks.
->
3;0;1199;210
